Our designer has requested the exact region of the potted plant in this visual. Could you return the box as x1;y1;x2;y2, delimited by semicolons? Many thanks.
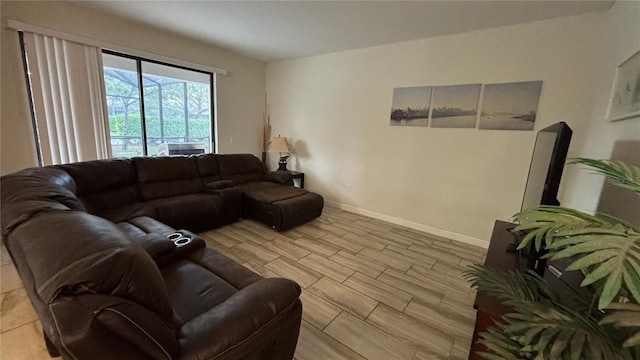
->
464;158;640;359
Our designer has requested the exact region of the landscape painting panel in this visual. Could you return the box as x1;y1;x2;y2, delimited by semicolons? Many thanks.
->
390;86;431;127
430;84;480;128
607;50;640;121
479;81;542;130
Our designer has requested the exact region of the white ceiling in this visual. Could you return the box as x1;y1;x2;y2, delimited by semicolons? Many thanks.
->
74;1;615;62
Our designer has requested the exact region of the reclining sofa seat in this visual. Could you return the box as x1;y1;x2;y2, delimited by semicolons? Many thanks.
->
132;156;226;232
0;165;303;360
55;159;157;223
216;154;324;231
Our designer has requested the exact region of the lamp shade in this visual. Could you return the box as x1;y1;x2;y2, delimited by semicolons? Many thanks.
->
267;136;290;153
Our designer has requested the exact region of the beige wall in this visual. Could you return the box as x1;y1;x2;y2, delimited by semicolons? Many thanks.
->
266;2;640;245
561;1;640;213
0;1;266;175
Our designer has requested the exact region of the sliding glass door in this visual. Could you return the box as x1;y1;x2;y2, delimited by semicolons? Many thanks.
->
102;51;214;157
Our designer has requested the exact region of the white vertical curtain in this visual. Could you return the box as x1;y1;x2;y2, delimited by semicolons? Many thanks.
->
22;32;111;165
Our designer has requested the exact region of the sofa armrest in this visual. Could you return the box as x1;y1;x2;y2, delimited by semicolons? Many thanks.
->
262;171;293;185
204;183;242;224
178;278;301;360
134;232;176;260
49;294;179;360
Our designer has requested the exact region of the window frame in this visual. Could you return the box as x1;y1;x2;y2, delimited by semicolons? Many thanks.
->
102;49;216;156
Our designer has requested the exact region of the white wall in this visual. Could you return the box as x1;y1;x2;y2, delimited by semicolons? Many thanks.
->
266;2;640;245
561;1;640;213
0;1;266;175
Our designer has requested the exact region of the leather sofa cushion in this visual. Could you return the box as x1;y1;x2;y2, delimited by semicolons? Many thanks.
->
56;159;136;194
97;202;158;224
237;181;281;191
133;157;203;200
57;159;142;213
195;154;222;183
275;193;324;223
117;216;176;237
11;167;77;193
177;277;301;360
162;260;239;322
79;185;140;214
9;211;174;320
243;186;309;204
1;168;85;236
163;247;263;322
187;247;263;290
146;193;223;229
140;178;203;201
133;156;199;183
217;154;266;185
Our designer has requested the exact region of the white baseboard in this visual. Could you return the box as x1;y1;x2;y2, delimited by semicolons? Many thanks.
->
324;200;489;249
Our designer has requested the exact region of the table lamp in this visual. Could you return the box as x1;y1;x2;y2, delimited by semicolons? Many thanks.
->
267;136;291;171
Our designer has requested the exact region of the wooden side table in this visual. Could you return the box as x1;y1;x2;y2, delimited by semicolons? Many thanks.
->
288;171;305;188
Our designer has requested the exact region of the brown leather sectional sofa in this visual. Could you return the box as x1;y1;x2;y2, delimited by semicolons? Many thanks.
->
0;153;324;359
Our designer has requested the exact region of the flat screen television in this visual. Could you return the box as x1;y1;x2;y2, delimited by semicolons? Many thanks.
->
521;121;573;211
519;121;572;275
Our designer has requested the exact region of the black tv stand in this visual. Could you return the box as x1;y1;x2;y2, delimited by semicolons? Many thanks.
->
470;220;519;359
469;220;583;358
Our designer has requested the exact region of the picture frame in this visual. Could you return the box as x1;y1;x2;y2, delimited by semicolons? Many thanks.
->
606;49;640;122
430;84;480;128
389;86;432;127
478;81;542;131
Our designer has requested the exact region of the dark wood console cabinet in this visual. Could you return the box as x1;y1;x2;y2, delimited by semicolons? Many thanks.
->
469;220;519;359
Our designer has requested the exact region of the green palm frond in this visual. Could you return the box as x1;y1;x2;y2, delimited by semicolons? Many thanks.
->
467;265;631;359
569;158;640;195
547;228;640;309
472;158;640;358
601;302;640;348
476;326;534;360
464;264;592;312
512;206;640;309
504;301;625;359
513;206;616;252
463;265;543;304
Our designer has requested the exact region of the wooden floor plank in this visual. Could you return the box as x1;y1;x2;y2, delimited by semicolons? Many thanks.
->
298;253;355;283
324;312;416;360
299;290;342;330
293;236;341;257
320;233;365;254
262;238;311;261
329;251;386;279
265;257;322;288
308;277;378;319
366;304;453;356
377;269;443;305
403;298;476;339
295;321;367;360
343;272;412;312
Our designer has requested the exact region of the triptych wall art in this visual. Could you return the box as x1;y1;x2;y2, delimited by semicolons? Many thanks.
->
390;81;542;131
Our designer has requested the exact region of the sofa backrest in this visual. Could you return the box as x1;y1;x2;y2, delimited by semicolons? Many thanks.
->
217;154;266;185
56;159;141;214
0;167;85;237
133;156;203;200
194;153;222;183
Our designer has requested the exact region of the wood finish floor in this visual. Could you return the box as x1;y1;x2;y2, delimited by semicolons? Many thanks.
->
0;207;486;359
